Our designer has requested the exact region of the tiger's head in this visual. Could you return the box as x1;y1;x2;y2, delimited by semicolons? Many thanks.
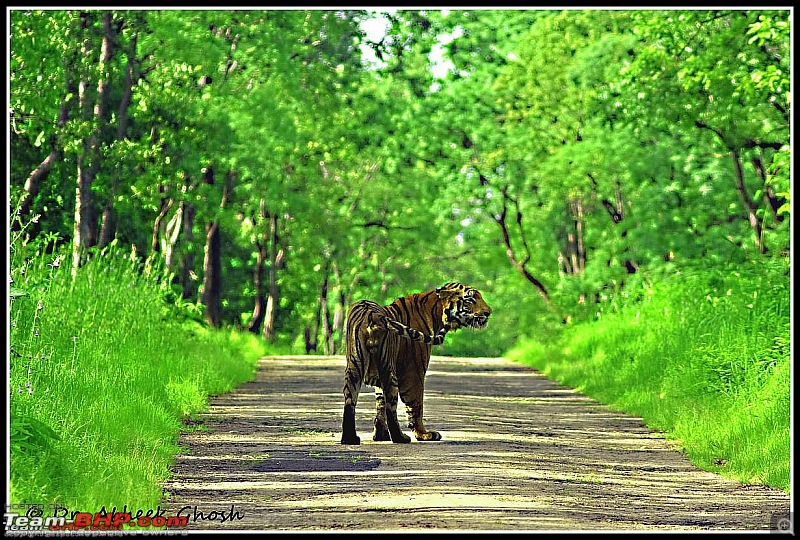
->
435;282;492;331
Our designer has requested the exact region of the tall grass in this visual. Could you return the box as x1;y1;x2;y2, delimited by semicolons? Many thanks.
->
9;240;270;511
507;259;791;493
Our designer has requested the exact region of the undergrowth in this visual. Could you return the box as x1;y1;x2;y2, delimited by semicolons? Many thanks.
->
508;258;791;494
9;239;270;512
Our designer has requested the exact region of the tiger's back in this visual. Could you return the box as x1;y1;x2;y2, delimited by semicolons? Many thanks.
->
344;292;443;399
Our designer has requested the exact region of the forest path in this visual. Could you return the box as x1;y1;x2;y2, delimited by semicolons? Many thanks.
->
160;355;790;531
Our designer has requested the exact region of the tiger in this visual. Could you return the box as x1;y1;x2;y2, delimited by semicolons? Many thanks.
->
341;281;492;445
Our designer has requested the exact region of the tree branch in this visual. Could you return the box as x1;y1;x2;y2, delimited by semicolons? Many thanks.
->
494;185;550;302
356;220;418;231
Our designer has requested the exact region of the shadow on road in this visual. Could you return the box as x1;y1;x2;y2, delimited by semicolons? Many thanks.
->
161;356;790;531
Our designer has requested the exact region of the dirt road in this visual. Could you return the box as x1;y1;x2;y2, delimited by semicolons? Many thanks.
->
160;355;791;531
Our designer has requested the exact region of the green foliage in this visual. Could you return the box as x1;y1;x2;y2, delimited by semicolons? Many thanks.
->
508;258;791;492
10;8;791;342
8;240;270;510
10;412;62;454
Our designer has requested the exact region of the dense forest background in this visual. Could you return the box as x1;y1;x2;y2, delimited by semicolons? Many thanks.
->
9;9;791;355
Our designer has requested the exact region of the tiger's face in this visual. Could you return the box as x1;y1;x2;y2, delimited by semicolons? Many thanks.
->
436;282;492;331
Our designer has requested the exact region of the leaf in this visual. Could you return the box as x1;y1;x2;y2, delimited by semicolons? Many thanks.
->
10;412;62;455
33;130;46;147
9;287;27;298
25;416;62;441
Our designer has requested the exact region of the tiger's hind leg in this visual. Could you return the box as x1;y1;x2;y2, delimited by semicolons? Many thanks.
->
404;397;442;442
377;360;411;444
382;385;411;443
372;388;391;441
341;355;363;445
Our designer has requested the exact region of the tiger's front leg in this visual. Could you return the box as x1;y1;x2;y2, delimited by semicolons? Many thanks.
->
405;399;442;442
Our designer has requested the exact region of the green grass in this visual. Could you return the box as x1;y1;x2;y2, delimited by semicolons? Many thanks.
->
507;259;791;494
9;242;270;512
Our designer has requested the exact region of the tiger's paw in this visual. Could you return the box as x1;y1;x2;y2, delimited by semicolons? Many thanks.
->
388;426;412;444
372;419;391;441
414;430;442;442
341;433;361;445
390;432;412;444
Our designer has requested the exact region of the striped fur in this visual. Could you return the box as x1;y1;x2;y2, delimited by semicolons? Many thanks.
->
341;282;491;445
368;301;451;345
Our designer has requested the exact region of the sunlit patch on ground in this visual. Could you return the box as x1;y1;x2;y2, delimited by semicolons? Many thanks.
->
161;355;790;531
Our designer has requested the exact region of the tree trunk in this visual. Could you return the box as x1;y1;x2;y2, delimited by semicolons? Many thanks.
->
320;270;333;355
99;23;138;248
201;221;223;327
262;211;283;341
731;149;767;254
304;327;317;354
308;279;325;354
151;185;173;255
164;205;183;270
72;161;95;277
200;166;230;327
694;121;770;255
98;202;115;249
562;198;586;276
72;11;113;277
248;249;267;333
13;53;75;231
468;158;550;304
248;199;268;334
494;185;550;302
572;198;585;274
14;151;58;232
180;201;196;300
752;153;785;223
331;261;347;354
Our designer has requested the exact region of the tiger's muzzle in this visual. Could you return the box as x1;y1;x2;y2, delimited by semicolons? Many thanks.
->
469;313;490;330
466;306;491;330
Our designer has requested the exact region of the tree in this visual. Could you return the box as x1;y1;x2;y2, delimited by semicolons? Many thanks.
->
615;10;790;255
9;9;790;347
